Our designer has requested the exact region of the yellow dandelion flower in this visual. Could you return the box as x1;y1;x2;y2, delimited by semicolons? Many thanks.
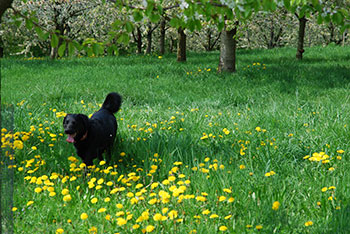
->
34;187;43;193
168;210;178;219
56;228;64;234
272;201;280;210
151;182;159;189
305;221;313;226
63;194;72;202
145;225;155;232
219;226;228;231
117;218;127;226
91;198;98;204
61;189;69;195
80;213;88;220
98;208;106;213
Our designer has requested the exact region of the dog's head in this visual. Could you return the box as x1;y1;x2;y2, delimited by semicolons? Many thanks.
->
63;114;89;143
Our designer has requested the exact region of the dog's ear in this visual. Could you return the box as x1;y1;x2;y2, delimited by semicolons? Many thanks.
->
77;114;89;130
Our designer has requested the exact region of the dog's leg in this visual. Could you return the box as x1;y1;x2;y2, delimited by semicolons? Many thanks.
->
105;147;112;163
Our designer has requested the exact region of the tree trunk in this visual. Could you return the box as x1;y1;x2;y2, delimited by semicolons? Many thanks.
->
146;30;152;54
177;27;186;62
296;15;307;60
218;22;238;73
268;15;275;49
342;29;348;47
136;27;142;54
206;29;212;51
159;18;166;55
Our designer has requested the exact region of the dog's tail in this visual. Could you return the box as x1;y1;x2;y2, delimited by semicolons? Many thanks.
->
102;92;122;113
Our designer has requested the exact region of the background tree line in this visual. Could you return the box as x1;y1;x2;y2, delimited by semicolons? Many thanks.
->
0;0;349;72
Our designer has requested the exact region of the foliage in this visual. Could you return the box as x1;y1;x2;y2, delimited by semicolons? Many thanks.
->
1;0;349;57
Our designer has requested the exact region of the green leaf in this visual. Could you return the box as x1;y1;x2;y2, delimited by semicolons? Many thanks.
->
169;18;179;28
25;19;33;30
112;20;122;29
149;13;160;23
87;47;93;57
332;12;343;25
92;43;100;56
51;34;59;48
58;42;66;57
14;20;22;27
68;42;75;56
125;21;134;33
324;14;331;23
218;21;225;32
117;33;130;45
133;10;143;22
73;41;82;51
35;27;47;40
317;14;323;24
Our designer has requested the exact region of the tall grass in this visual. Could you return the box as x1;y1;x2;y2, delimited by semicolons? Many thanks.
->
1;45;350;233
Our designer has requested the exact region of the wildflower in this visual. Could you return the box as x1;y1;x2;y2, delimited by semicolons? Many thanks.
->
219;196;226;202
13;140;24;150
12;207;17;212
272;201;280;210
61;189;69;195
202;209;210;215
117;218;127;226
116;203;123;209
153;213;167;221
168;210;178;219
80;213;88;220
196;196;207;202
219;226;228;231
89;226;97;234
321;187;328;192
151;182;159;189
239;165;246;170
210;214;219;219
99;161;106;166
97;178;104;184
305;221;313;226
145;225;155;232
91;198;98;204
98;208;106;213
256;225;263;230
56;228;64;234
34;187;43;193
63;195;72;202
104;197;111;202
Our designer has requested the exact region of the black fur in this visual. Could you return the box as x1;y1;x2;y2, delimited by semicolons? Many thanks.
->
63;92;122;166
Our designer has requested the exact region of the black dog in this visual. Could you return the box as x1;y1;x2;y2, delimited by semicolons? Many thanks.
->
63;92;122;166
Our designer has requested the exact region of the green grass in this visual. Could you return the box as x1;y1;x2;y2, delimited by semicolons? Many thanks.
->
1;46;350;234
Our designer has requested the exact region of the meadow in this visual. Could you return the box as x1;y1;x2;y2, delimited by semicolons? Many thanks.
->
1;46;350;234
